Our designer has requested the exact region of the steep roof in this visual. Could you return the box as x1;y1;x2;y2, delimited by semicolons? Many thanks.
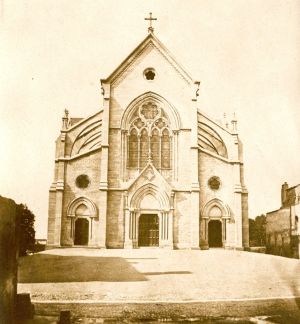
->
101;32;194;85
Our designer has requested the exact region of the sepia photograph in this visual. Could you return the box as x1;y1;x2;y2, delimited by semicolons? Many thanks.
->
1;0;300;323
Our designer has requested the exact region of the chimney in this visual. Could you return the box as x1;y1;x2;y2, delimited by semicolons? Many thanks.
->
281;182;289;206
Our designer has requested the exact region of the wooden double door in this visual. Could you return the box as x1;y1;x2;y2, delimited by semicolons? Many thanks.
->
138;214;159;247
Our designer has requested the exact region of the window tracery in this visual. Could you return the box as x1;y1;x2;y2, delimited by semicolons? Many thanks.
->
128;101;172;170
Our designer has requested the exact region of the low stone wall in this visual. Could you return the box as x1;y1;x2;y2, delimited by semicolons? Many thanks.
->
249;246;266;254
33;299;300;320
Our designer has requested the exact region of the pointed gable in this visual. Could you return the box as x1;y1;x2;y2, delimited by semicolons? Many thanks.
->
126;162;172;212
102;32;194;85
126;161;172;195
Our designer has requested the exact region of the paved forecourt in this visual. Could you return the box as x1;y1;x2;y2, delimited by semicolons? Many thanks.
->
18;248;300;318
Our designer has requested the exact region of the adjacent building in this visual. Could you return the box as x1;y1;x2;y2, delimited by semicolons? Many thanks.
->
266;182;300;258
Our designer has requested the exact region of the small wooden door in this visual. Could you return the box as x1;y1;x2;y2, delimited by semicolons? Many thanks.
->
208;220;222;247
138;214;159;247
74;218;89;245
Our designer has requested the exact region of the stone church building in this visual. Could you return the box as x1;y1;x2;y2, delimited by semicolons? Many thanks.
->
47;25;249;250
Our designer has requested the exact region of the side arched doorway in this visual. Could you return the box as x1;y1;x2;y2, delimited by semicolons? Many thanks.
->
208;220;222;247
138;214;159;247
200;199;231;250
67;197;98;247
74;218;89;245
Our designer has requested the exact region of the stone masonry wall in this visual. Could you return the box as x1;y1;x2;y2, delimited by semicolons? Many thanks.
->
106;191;124;248
198;151;242;248
61;151;102;246
266;207;294;257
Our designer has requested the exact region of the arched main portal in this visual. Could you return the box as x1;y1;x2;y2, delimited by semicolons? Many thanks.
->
125;184;173;249
138;214;159;247
74;218;89;245
208;220;222;247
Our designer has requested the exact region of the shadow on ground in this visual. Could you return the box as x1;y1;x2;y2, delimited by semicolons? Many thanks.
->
18;254;147;283
273;256;300;311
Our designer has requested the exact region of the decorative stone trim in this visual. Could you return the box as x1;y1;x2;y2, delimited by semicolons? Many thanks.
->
67;197;98;218
201;198;231;219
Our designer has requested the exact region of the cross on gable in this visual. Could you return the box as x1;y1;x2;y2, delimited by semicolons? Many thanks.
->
145;12;157;33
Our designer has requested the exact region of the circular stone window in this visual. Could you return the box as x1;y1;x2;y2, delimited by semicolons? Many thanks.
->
208;176;221;190
75;175;90;189
143;68;156;80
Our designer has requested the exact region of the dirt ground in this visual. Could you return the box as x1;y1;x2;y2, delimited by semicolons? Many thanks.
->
18;248;300;302
17;248;300;322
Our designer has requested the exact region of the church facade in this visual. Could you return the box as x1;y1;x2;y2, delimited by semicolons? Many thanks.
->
47;29;249;250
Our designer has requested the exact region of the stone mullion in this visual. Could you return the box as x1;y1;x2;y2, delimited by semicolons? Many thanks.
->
159;134;162;170
131;211;134;239
125;132;128;178
137;135;141;171
132;212;136;240
90;218;93;239
132;212;138;248
168;210;173;245
129;211;132;240
70;218;73;238
148;130;151;161
166;212;168;240
160;213;164;241
222;219;225;243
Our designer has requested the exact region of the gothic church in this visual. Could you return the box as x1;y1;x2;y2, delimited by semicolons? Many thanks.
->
47;21;249;250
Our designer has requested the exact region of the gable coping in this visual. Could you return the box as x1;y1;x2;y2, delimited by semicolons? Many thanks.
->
102;33;194;86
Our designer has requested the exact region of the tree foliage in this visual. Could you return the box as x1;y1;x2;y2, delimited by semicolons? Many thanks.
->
17;204;35;256
249;214;266;247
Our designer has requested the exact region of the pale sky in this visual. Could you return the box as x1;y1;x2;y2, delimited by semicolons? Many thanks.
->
1;0;300;238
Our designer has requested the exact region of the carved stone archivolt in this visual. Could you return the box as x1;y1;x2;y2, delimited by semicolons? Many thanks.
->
201;198;231;220
130;183;170;211
67;196;98;218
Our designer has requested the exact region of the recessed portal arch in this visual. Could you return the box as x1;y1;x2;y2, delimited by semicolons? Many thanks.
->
130;183;170;211
126;184;173;248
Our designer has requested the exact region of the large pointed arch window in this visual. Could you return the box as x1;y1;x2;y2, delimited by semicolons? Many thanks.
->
127;101;172;170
